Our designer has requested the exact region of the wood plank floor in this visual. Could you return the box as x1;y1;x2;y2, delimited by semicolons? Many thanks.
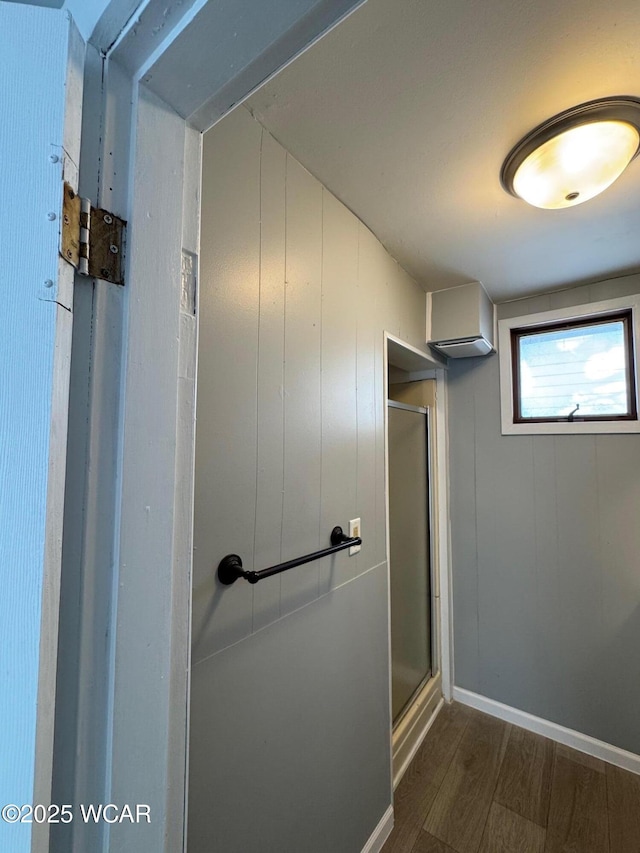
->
382;703;640;853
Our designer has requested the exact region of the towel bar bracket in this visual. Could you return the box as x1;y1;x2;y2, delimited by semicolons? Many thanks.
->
217;554;252;585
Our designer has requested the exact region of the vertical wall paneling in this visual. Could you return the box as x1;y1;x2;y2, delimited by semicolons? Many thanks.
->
365;230;394;565
355;225;379;574
435;368;454;699
475;355;538;711
531;436;564;725
192;108;261;662
189;565;391;853
553;436;604;735
252;129;287;632
318;190;358;592
595;435;640;751
190;106;430;852
399;268;427;345
376;255;391;568
448;361;480;692
194;108;429;656
376;304;388;563
280;153;323;614
378;247;399;337
448;273;640;755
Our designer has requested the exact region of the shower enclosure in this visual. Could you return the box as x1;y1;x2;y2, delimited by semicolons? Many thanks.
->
387;400;432;724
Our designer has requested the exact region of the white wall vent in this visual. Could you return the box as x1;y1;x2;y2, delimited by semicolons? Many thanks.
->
427;281;495;359
429;335;493;359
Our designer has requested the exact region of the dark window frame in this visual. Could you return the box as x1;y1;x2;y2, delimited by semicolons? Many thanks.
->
511;309;638;424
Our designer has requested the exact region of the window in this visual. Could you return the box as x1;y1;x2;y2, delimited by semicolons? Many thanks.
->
512;311;636;422
498;296;640;435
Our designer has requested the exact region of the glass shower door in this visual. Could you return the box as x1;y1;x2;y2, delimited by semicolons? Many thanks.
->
388;402;431;724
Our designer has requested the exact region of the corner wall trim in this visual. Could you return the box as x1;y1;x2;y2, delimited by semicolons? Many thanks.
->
360;805;394;853
453;687;640;776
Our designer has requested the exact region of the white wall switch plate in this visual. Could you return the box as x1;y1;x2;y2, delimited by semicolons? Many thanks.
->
349;518;361;555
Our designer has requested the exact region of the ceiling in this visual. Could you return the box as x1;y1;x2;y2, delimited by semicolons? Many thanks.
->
246;0;640;302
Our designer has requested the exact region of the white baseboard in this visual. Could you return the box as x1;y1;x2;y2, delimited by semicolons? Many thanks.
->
361;805;393;853
453;687;640;777
393;675;443;789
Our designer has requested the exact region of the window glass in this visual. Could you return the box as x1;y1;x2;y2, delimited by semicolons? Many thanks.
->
513;312;635;422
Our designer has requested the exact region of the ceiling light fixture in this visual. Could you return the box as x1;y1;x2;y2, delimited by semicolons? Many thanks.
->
500;97;640;210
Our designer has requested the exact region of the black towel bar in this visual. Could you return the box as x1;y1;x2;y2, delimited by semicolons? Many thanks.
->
217;526;362;585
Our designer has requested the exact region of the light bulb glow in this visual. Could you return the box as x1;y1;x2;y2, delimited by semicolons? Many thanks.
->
512;120;639;209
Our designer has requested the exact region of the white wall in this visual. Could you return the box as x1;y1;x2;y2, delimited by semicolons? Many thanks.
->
448;273;640;756
189;106;427;852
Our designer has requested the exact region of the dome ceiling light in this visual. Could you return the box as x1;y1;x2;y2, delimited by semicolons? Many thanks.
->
501;97;640;210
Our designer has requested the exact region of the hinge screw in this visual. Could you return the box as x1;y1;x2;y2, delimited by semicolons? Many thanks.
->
63;214;70;225
110;244;119;254
104;214;113;224
48;212;57;221
66;250;73;259
101;268;111;278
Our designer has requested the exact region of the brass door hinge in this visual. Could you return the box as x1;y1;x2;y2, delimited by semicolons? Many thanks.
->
60;182;126;285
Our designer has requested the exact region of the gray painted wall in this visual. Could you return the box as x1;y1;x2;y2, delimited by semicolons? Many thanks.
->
448;273;640;756
190;106;427;851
